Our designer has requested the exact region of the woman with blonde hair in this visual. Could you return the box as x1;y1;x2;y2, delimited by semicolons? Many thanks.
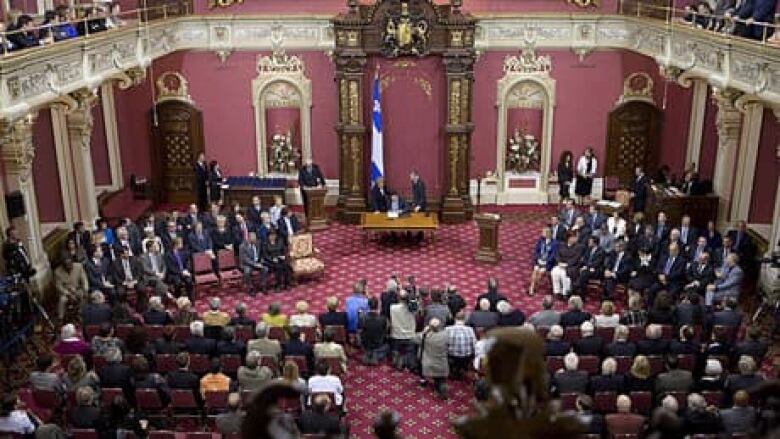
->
594;301;620;328
625;355;652;391
173;297;198;325
288;300;317;327
277;360;307;407
63;355;101;395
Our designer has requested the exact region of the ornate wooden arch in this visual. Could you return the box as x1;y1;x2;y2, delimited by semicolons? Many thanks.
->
332;0;478;223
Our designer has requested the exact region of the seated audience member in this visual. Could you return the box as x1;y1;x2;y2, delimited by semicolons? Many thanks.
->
217;326;247;357
550;232;583;297
605;325;636;358
211;215;234;253
544;325;570;357
637;324;668;356
185;321;217;357
167;352;201;403
55;258;89;322
261;302;288;328
445;311;476;380
54;5;78;39
143;296;172;326
262;231;291;291
648;291;676;325
628;246;656;294
726;355;764;396
200;358;231;398
237;351;273;392
131;356;170;406
53;323;91;357
289;300;317;327
706;253;743;306
239;231;267;295
299;393;343;436
111;291;139;326
98;347;133;398
215;392;244;435
466;298;499;330
496;300;524;327
589;357;624;394
414;318;450;399
528;226;558;296
319;296;348;328
380;279;400;318
230;302;256;328
277;207;301;245
63;355;100;394
734;325;769;363
278;360;307;389
247;322;281;361
711;297;742;328
164;237;193;297
704;326;733;357
359;297;389;365
603;240;632;299
552;352;588;395
173;297;199;326
202;297;231;327
575;321;603;356
307;360;345;407
648;243;687;299
720;390;757;435
314;327;348;373
283;326;315;374
620;293;648;326
574;236;605;295
112;248;142;302
594;300;619;328
625;355;653;392
69;386;101;428
559;295;591;328
605;395;646;436
683;393;721;435
81;290;113;328
668;325;700;356
29;353;64;393
573;394;604;436
345;283;370;333
0;394;37;434
424;290;453;326
674;293;704;327
660;394;680;415
696;358;725;392
684;249;715;296
528;295;560;327
655;355;693;395
125;326;154;361
7;15;39;50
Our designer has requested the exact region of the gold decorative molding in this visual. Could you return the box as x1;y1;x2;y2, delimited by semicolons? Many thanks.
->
208;0;244;9
618;72;655;105
568;0;599;7
155;71;193;104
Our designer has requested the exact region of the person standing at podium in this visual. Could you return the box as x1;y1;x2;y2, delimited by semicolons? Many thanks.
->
409;171;427;212
298;158;326;213
630;166;649;213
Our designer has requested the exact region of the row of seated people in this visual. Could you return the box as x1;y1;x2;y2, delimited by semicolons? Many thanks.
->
681;0;778;41
1;4;125;53
530;204;755;306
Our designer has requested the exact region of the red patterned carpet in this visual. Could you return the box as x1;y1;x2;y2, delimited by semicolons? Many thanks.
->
190;205;618;439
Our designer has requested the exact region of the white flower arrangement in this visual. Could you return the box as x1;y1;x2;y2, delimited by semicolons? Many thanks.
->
506;127;541;174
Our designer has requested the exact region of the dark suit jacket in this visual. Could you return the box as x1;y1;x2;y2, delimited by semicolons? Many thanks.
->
143;309;173;326
668;339;700;356
654;223;670;243
111;257;143;286
550;223;568;242
283;339;315;372
410;179;427;211
85;257;112;290
544;340;571;357
656;254;687;286
188;232;213;253
686;262;715;290
370;186;390;212
605;341;637;358
164;249;192;285
217;340;246;357
674;302;704;327
69;406;102;429
278;215;301;243
98;362;133;395
81;303;113;327
636;338;669;356
319;311;348;328
466;311;499;330
605;251;633;281
711;309;742;328
298;410;342;435
605;413;646;436
580;246;606;271
167;369;200;393
575;336;604;357
185;336;217;357
153;338;181;355
553;370;588;395
631;175;649;212
727;230;755;258
560;310;592;328
298;164;326;188
246;206;264;229
589;374;625;394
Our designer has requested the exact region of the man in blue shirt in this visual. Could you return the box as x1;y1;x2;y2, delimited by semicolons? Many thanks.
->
345;283;369;333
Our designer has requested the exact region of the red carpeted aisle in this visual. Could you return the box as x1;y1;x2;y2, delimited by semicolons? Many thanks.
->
193;206;608;438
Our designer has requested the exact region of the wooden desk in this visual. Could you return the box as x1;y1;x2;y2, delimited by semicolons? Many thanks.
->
360;213;439;246
646;187;718;228
223;177;287;208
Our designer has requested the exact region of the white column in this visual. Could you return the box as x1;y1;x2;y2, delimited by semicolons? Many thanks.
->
711;88;744;227
100;83;125;191
51;105;79;223
731;101;764;222
66;89;100;223
768;109;780;254
685;79;708;169
0;114;51;292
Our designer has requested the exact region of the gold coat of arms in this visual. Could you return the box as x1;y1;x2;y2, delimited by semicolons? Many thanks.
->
382;1;429;57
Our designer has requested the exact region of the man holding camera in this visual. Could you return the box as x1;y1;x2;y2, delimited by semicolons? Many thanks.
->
414;318;450;400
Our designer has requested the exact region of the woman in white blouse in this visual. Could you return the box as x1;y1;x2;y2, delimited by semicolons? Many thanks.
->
594;300;620;328
575;147;597;204
606;210;627;240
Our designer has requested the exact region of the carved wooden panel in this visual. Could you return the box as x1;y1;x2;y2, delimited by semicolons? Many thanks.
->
150;101;204;204
605;101;662;186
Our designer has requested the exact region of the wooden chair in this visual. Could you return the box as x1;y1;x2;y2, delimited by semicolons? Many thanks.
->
193;252;219;299
288;234;325;281
217;249;242;286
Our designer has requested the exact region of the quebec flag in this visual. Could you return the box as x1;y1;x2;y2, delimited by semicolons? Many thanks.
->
370;72;384;186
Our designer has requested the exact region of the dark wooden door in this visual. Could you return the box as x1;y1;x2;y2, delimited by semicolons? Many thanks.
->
149;101;204;204
605;101;662;186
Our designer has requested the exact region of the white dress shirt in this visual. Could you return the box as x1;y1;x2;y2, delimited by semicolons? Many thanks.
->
307;375;344;405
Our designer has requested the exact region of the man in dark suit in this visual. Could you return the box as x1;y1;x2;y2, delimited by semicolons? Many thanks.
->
111;247;143;301
85;247;115;299
574;236;605;295
167;352;202;405
298;394;343;436
194;153;209;211
143;296;173;326
636;324;669;356
246;196;265;230
559;198;578;228
164;238;193;297
409;170;427;212
216;327;246;357
81;291;113;327
179;204;203;236
603;240;633;299
574;322;604;357
159;220;180;253
98;347;134;399
239;232;267;295
68;222;92;254
474;277;507;313
727;220;756;261
688;236;711;265
711;298;742;328
319;296;348;328
544;325;571;357
684;251;715;296
552;353;589;395
188;222;213;254
298;158;327;215
731;0;776;40
282;325;315;373
2;226;35;280
630;166;649;213
605;325;637;357
584;203;606;231
655;355;693;395
678;215;697;253
370;178;391;213
185;321;217;357
549;215;568;242
648;243;687;299
560;296;592;328
653;211;671;244
734;326;769;362
674;294;705;328
277;207;301;245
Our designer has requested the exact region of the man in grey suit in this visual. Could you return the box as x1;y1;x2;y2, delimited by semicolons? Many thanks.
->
707;252;744;305
654;355;693;396
215;393;244;435
552;352;588;395
528;295;561;327
140;241;168;296
239;232;267;295
720;390;756;435
246;323;281;361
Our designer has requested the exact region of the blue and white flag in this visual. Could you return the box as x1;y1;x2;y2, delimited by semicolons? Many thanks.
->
370;72;384;186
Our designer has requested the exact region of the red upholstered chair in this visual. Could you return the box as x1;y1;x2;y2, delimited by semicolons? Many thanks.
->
116;324;134;339
676;354;695;371
235;326;253;343
92;355;107;371
286;355;309;377
148;431;176;439
615;356;633;374
627;326;644;342
57;354;78;369
220;355;242;376
579;356;600;375
629;391;652;415
596;327;615;342
288;234;325;281
135;389;166;412
175;325;192;341
300;326;317;345
323;325;347;345
84;325;101;340
204;391;229;414
659;325;674;340
185;432;213;439
559;393;578;411
189;354;211;375
702;391;723;408
71;429;99;439
31;389;59;422
594;392;617;413
546;356;564;374
146;325;165;340
536;326;550;340
647;356;665;375
155;354;177;374
669;391;688;409
268;326;286;342
260;356;280;375
170;389;199;412
563;327;580;343
217;249;242;286
101;388;124;408
193;252;219;298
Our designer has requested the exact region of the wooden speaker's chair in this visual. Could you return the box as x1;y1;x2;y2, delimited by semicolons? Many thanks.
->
288;233;325;281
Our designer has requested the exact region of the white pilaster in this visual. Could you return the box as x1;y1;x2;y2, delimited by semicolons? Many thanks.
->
731;101;764;222
100;83;124;191
66;90;100;224
51;106;79;224
685;80;707;169
711;88;744;227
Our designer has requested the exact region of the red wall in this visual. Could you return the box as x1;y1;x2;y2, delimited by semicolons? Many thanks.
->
91;94;112;186
32;108;65;223
749;109;778;223
114;80;154;182
699;87;719;180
